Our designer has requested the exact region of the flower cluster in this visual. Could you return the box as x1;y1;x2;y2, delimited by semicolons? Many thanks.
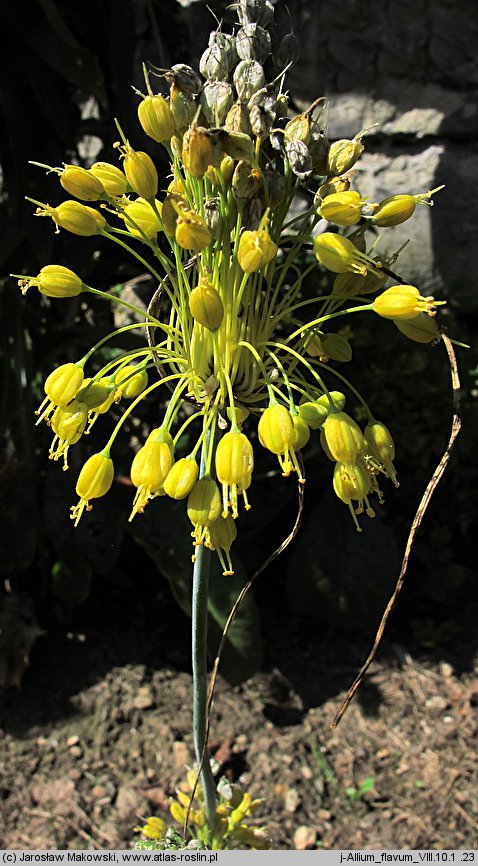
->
135;769;269;850
17;0;444;573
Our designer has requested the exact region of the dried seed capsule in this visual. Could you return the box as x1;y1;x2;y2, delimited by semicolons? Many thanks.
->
233;60;265;102
199;43;231;81
275;31;300;68
200;81;233;126
19;265;83;299
182;126;215;178
373;285;441;321
138;94;175;143
308;134;330;176
71;452;114;526
204;197;222;239
122;197;162;240
249;104;274;139
394;313;440;344
232;161;262;200
237;0;274;27
60;165;104;201
189;279;224;330
208;30;238;68
165;64;202;95
285;139;312;178
89;162;128;196
163;457;199;500
236;23;271;63
225;101;252;135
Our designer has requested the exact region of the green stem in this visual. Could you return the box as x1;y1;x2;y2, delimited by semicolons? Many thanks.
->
192;431;217;839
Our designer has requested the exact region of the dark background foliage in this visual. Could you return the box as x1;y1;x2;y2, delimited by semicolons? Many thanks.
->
0;0;476;691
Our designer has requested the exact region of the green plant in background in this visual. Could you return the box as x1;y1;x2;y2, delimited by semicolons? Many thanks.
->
15;0;450;846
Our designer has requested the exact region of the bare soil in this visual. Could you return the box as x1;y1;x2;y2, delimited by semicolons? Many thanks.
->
1;581;477;851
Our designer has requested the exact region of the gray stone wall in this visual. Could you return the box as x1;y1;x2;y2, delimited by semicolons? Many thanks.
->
288;0;478;309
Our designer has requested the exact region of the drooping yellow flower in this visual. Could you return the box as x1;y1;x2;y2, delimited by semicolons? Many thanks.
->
18;265;83;299
333;460;375;531
215;430;254;518
50;399;88;469
163;457;199;500
129;432;174;519
36;200;106;236
35;362;85;426
60;165;104;201
114;364;148;398
237;225;278;273
138;94;175;143
208;514;237;575
319;191;368;227
322;410;365;464
364;420;398;487
122;197;163;240
89;162;128;196
258;403;304;481
313;232;375;276
71;451;114;526
187;476;222;552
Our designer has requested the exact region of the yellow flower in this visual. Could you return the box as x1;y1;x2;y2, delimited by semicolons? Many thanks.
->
35;363;85;425
319;191;368;227
326;129;368;176
138;94;175;143
135;816;167;841
121;146;158;200
36;200;106;236
60;165;104;201
122;197;163;240
163;457;199;500
237;226;278;273
372;193;417;227
364;420;398;486
258;403;304;481
187;477;222;552
208;515;237;575
313;232;375;276
18;265;83;299
89;162;128;196
373;285;442;321
71;451;114;526
129;432;174;519
215;430;254;518
182;126;216;178
333;460;375;531
175;210;212;251
292;415;311;451
322;410;365;464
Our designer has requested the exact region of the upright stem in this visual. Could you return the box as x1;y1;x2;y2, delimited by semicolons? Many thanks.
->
191;432;217;837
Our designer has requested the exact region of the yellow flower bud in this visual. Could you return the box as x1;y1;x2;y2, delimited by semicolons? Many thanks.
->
237;226;278;273
394;313;440;344
44;363;84;407
39;200;106;236
372;194;417;227
258;404;303;480
122;197;162;240
122;147;158;200
89;162;128;196
333;460;374;531
187;477;222;551
319;191;367;227
138;94;175;143
316;390;346;412
60;165;104;201
322;410;365;464
189;279;224;330
373;285;442;321
175;211;212;251
206;155;235;187
115;364;148;398
298;400;328;429
71;451;114;526
208;515;237;576
163;457;199;500
182;126;215;178
327;129;369;176
129;436;174;519
215;430;254;518
314;232;375;276
18;265;83;298
292;415;311;451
